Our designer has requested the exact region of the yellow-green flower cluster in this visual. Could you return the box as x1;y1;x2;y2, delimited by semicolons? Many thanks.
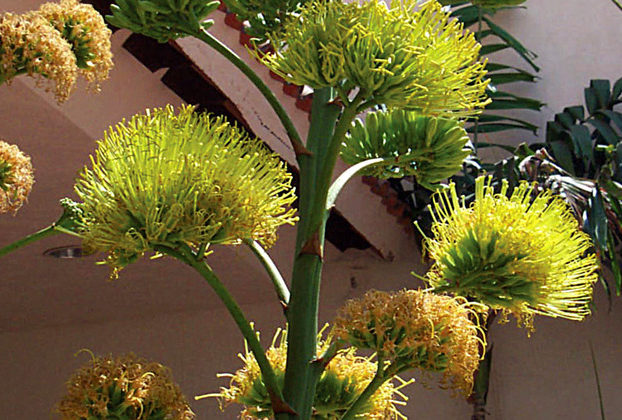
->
0;140;34;215
34;0;113;89
261;0;489;116
0;0;112;102
334;289;483;396
211;328;408;419
57;353;194;419
107;0;221;43
75;105;297;274
424;176;599;328
341;109;471;188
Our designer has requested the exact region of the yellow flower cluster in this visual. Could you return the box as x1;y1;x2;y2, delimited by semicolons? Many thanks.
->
0;140;34;215
0;0;112;102
57;353;194;419
424;176;599;328
333;289;484;396
262;0;489;116
211;328;408;419
75;105;297;274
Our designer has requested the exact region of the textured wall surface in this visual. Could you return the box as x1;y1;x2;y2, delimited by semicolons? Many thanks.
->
0;0;621;419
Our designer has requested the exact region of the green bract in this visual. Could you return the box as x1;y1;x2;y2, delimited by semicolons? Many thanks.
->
341;109;471;188
261;0;489;116
107;0;220;42
74;105;297;275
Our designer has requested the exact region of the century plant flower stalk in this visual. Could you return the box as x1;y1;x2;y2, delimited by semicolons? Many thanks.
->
334;289;485;398
74;105;297;275
0;140;34;215
261;0;490;116
57;352;194;419
423;176;599;329
207;327;410;419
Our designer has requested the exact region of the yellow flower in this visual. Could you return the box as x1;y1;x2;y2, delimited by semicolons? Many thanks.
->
261;0;489;116
0;140;34;215
423;176;599;328
34;0;114;90
341;109;471;188
334;289;484;397
209;327;409;419
0;12;77;101
57;352;194;419
75;105;297;274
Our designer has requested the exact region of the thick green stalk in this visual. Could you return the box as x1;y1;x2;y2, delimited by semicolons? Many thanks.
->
155;244;288;412
279;89;362;419
277;88;340;420
186;28;307;157
244;238;290;304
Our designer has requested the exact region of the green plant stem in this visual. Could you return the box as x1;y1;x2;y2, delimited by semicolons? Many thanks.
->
589;341;606;420
611;0;622;12
155;244;287;412
0;224;74;258
187;28;307;157
244;238;290;304
277;88;341;420
341;363;388;420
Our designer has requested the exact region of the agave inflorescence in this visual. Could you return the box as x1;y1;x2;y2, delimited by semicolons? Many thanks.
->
34;0;113;89
208;327;409;419
0;12;77;101
74;105;297;275
0;140;34;215
0;0;113;101
423;176;599;329
333;289;484;397
341;109;471;188
107;0;221;42
261;0;489;116
57;352;194;419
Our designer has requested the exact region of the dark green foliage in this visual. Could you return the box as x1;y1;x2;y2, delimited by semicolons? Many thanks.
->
540;78;622;296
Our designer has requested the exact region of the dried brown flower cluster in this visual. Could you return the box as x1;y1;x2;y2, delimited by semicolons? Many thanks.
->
0;12;77;101
35;0;113;89
57;353;194;420
0;140;34;214
0;0;112;102
334;289;485;396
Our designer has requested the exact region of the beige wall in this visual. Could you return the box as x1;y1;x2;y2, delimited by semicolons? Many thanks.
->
0;0;621;419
